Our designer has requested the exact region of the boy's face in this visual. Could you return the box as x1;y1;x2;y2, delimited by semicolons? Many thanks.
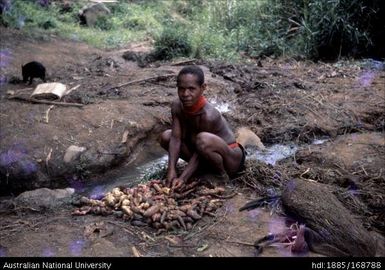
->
177;74;206;107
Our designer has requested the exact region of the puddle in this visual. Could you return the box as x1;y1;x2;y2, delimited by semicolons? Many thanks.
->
246;137;330;166
247;143;298;166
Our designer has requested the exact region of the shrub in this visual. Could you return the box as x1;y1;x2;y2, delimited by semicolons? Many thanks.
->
94;16;114;31
153;25;192;60
38;18;57;29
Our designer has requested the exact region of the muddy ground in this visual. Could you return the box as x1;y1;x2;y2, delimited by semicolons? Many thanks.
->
0;27;384;257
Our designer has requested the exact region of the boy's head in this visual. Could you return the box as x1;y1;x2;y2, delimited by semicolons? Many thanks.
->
177;65;204;86
176;66;206;108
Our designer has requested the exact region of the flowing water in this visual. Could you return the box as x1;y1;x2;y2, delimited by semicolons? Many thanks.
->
86;136;330;197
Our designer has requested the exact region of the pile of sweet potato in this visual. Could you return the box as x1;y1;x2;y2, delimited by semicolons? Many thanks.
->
72;179;226;231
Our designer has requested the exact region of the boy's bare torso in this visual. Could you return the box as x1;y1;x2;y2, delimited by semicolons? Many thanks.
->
172;99;236;149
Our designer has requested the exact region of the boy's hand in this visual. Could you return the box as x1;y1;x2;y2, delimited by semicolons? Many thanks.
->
166;169;177;187
171;178;184;191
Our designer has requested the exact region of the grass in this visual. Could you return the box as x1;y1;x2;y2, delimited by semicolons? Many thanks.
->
1;0;163;49
1;0;382;60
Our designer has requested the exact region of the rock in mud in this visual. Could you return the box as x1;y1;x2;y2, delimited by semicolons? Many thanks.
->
122;51;155;68
78;3;110;27
78;144;127;173
16;187;75;210
63;145;86;163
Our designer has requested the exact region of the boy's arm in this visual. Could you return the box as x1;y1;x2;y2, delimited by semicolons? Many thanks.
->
171;152;199;190
172;112;220;190
180;153;199;180
167;102;182;184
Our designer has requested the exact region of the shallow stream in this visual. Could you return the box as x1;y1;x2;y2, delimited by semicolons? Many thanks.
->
84;136;330;197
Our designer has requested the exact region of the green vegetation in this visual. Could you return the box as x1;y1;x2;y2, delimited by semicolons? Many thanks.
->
1;0;383;60
153;24;192;60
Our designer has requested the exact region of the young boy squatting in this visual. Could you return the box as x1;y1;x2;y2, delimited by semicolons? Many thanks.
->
159;66;245;190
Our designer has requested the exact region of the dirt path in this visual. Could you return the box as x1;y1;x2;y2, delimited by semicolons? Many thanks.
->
0;27;384;257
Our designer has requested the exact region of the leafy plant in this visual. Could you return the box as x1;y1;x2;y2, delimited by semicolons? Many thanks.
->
94;16;114;31
153;24;192;60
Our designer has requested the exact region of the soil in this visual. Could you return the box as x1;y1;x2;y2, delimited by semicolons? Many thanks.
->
0;27;384;257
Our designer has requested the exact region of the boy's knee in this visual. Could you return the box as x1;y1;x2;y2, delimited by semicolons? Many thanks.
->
196;132;212;153
159;130;171;148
